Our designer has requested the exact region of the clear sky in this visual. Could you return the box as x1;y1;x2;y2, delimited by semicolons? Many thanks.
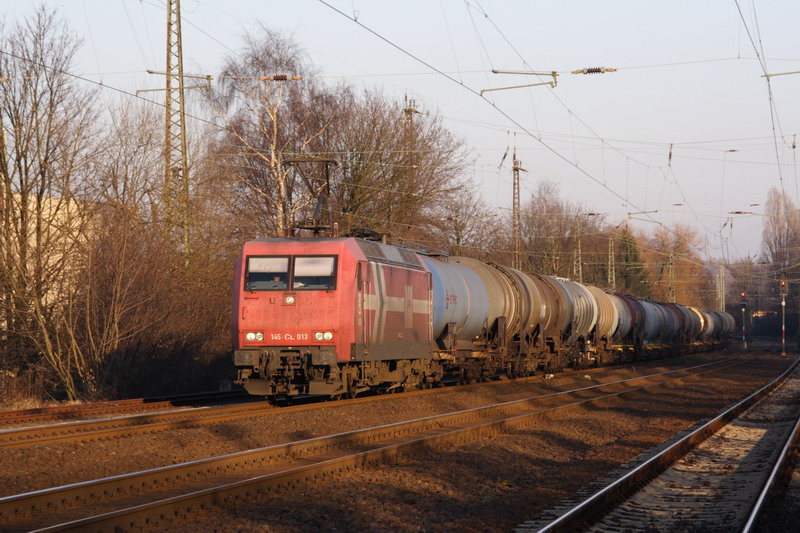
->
5;1;800;262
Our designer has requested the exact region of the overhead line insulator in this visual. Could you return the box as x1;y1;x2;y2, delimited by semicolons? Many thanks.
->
260;75;303;81
572;67;617;75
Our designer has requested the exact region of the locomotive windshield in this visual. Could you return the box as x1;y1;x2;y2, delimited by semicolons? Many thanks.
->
293;256;337;290
244;255;337;291
246;256;290;290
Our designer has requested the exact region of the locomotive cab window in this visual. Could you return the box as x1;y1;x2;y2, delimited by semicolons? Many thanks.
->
293;256;337;290
246;256;290;290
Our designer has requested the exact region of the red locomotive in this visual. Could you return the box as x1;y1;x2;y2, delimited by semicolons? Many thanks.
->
233;237;440;397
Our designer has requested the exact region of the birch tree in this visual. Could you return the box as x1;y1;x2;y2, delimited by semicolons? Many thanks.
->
208;26;340;238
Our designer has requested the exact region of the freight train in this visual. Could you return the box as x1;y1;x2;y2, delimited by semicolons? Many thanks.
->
232;237;734;398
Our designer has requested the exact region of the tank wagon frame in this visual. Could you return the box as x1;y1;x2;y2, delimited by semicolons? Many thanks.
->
232;237;734;399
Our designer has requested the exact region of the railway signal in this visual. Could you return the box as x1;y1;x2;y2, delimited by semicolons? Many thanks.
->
779;274;787;356
740;292;747;349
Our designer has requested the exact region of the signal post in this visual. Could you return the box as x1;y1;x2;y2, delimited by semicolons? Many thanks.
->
740;291;747;350
780;274;787;356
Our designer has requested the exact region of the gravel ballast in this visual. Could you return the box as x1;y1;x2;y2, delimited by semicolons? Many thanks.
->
0;350;793;532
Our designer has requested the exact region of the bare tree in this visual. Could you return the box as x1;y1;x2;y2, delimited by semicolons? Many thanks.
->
58;103;165;396
762;186;800;272
758;187;800;336
644;223;714;307
207;28;469;242
0;6;99;398
421;188;502;258
208;26;340;238
328;89;469;239
615;225;651;297
519;181;604;278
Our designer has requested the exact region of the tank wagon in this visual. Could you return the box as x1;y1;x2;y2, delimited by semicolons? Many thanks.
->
232;237;734;398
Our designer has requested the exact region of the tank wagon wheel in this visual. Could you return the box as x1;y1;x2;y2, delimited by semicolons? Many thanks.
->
548;355;565;374
508;360;524;379
459;369;475;385
418;376;433;390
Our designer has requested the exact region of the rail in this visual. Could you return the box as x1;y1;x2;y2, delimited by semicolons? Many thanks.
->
0;358;749;531
531;356;800;533
742;389;800;532
0;356;717;449
0;390;249;425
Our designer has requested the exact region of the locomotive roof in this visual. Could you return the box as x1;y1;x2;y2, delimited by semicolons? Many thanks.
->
245;237;425;270
355;239;425;270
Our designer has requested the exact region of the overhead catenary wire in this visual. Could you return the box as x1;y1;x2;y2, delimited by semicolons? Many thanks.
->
0;41;766;264
439;0;464;85
5;3;785;269
121;0;153;72
356;0;722;264
735;0;789;229
317;1;684;248
465;3;726;262
0;49;223;131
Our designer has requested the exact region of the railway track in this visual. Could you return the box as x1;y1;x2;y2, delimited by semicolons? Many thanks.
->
0;355;712;449
0;357;752;532
0;397;275;449
0;390;250;426
521;356;800;532
752;429;800;531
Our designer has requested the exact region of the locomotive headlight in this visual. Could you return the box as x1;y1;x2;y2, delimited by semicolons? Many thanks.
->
314;332;324;341
323;331;334;341
245;332;255;341
245;332;264;341
285;295;295;305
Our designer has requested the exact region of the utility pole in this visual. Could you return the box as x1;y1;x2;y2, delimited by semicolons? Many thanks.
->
512;152;525;270
403;95;421;123
717;263;726;312
573;226;583;283
573;212;600;283
666;252;675;303
399;95;421;235
607;236;616;290
137;0;209;256
164;0;189;253
0;117;9;375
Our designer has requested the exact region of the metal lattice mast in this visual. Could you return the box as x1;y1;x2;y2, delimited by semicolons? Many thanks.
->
607;236;616;290
400;95;421;235
573;237;583;283
165;0;189;252
512;153;524;270
717;263;726;311
667;252;675;302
